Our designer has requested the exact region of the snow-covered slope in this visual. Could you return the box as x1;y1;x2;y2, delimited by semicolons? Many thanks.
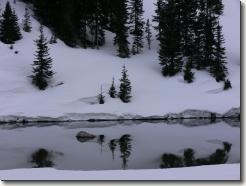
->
0;164;240;180
0;0;240;119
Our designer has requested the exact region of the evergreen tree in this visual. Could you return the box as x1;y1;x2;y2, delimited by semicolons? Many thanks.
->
119;65;132;103
31;26;54;90
184;61;194;83
78;0;90;49
224;79;232;90
179;0;197;58
129;0;145;55
22;7;32;32
90;0;105;49
112;0;130;58
210;24;227;82
109;78;117;98
158;0;182;77
153;0;164;39
145;19;152;50
98;86;105;104
0;2;22;44
11;9;22;41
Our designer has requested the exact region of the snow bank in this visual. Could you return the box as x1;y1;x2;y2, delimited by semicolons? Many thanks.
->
0;164;240;181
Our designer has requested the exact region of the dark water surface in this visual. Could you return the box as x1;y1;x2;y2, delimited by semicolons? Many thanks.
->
0;120;240;171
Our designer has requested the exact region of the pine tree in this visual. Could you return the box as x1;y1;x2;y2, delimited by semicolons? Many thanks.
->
158;0;182;77
22;7;32;32
119;65;132;103
145;19;152;50
78;0;90;49
129;0;145;55
98;86;105;104
184;61;194;83
11;9;22;41
109;78;117;98
200;0;224;69
90;0;105;49
0;2;22;44
112;0;130;58
31;26;54;90
153;0;164;39
210;24;227;82
224;79;232;90
179;0;198;58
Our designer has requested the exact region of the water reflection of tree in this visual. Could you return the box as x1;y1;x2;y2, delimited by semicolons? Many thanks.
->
31;148;54;168
97;135;105;153
160;142;232;169
119;135;132;170
109;139;117;160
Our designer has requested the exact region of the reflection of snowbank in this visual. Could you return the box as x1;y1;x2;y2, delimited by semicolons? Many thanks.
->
0;164;240;180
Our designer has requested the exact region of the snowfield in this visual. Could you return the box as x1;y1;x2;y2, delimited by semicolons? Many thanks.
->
0;0;240;119
0;164;240;180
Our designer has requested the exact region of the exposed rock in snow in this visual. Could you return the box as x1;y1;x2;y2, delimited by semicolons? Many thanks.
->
180;109;222;119
223;108;240;118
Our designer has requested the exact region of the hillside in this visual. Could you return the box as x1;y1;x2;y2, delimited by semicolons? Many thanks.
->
0;0;240;120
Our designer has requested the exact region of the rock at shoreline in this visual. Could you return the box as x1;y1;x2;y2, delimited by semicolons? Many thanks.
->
76;131;97;143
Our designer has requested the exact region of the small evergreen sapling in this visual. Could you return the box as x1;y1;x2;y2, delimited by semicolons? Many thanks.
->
119;65;132;103
184;61;194;83
224;79;232;90
22;7;32;32
98;86;105;104
109;78;117;98
31;26;54;90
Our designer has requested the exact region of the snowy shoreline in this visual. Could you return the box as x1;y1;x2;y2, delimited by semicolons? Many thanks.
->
0;107;240;124
0;164;240;181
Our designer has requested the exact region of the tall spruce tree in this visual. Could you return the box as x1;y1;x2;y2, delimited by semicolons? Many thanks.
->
145;19;152;50
153;0;164;39
22;7;32;32
210;24;227;82
119;65;132;103
158;0;182;77
11;9;22;41
31;26;54;90
90;0;105;49
78;0;90;49
129;0;145;55
0;2;22;44
179;0;197;58
112;0;130;58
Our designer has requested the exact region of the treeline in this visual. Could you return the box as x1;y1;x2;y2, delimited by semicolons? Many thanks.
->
21;0;150;58
0;0;232;92
155;0;231;87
